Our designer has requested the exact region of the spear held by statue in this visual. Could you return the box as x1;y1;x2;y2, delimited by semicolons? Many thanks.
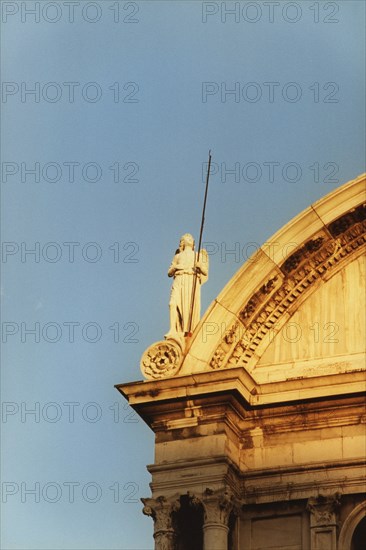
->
185;150;212;337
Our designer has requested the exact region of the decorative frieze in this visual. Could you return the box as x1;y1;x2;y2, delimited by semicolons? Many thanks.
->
209;206;366;371
327;203;366;237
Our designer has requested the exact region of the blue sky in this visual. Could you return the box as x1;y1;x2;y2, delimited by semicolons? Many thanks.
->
1;1;365;548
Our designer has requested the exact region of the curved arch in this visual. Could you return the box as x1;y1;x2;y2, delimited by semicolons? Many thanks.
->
180;173;366;378
338;501;366;550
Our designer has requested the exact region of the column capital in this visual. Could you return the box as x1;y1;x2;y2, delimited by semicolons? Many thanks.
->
307;493;341;527
201;487;239;526
142;495;180;550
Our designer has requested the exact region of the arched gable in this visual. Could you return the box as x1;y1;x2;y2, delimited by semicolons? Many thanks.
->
180;174;366;388
338;501;366;550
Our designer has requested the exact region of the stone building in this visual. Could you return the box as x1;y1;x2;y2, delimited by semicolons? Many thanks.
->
116;174;366;550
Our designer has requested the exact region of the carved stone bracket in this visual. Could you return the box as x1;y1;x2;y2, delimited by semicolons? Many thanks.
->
142;495;181;550
140;339;183;380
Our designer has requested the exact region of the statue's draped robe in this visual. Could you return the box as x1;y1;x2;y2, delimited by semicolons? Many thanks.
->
168;248;208;335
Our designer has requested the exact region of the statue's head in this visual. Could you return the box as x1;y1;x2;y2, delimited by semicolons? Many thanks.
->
179;233;195;250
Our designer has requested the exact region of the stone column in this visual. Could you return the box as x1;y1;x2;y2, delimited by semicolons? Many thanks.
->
201;488;236;550
142;495;180;550
307;494;341;550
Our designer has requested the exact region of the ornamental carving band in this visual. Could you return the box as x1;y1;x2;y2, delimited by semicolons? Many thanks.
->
209;206;366;371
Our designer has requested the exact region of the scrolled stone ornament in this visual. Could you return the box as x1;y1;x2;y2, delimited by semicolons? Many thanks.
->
140;340;183;380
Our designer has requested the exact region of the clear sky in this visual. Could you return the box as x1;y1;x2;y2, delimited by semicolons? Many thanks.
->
1;1;365;548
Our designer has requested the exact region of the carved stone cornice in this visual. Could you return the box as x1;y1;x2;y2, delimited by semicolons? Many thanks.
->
307;493;341;527
209;204;366;371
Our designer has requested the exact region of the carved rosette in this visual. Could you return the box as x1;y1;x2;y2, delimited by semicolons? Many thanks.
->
140;340;183;380
142;495;180;550
208;204;366;371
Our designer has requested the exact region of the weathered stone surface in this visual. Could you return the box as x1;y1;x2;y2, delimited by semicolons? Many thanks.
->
116;174;366;550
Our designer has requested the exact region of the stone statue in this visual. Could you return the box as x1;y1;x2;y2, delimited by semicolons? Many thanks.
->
165;233;208;339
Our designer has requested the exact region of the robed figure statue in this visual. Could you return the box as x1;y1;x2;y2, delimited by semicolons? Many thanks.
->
165;233;208;339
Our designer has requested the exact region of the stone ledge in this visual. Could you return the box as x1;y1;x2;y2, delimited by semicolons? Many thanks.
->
116;367;366;415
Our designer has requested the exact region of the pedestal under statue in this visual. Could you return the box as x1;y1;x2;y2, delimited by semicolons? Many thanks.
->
165;233;208;340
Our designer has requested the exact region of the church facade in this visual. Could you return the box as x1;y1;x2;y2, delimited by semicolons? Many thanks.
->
116;174;366;550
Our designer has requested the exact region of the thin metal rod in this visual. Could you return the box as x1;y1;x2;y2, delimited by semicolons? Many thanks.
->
186;150;212;336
